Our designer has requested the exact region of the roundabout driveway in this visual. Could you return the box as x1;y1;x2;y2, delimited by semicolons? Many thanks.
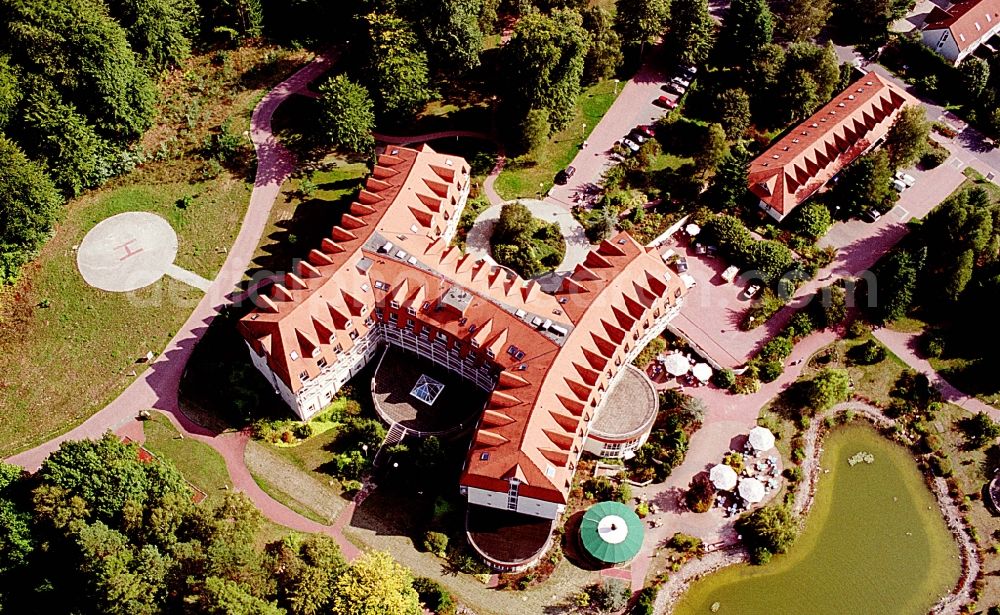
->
465;198;589;290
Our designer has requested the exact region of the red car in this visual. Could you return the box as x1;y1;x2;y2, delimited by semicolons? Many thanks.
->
637;124;656;138
656;95;677;109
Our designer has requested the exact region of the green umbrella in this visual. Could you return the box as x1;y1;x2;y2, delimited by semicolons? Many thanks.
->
579;501;645;564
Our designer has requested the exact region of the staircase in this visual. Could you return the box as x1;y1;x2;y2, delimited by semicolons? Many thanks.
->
373;423;407;468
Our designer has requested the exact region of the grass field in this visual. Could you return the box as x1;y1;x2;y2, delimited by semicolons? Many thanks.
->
0;46;313;457
494;80;621;199
675;424;960;615
143;413;230;498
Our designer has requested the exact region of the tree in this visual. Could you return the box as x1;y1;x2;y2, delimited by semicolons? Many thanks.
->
746;240;794;284
666;0;715;66
495;202;538;242
960;412;1000;449
318;75;376;154
694;123;728;176
0;137;62;284
517;108;551;155
704;214;753;254
0;463;32;579
885;105;930;169
811;284;846;328
874;248;917;322
685;473;716;512
614;0;670;53
329;550;421;615
943;248;975;303
960;57;991;100
582;6;623;83
831;150;895;218
805;368;850;411
412;577;455;615
103;0;200;72
773;0;832;41
361;13;433;122
585;210;616;242
707;142;751;210
717;0;774;63
835;0;912;36
736;504;797;563
774;42;839;122
195;576;284;615
503;9;590;132
715;88;751;140
5;0;157;139
590;579;631;613
791;202;832;239
206;0;263;39
400;0;483;74
0;56;22;130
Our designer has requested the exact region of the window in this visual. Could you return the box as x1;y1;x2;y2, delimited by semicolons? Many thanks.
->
289;350;299;361
470;340;480;348
390;300;399;309
334;344;343;354
486;349;495;359
389;313;398;323
345;319;353;329
349;330;359;340
406;318;415;330
375;307;384;319
480;452;490;461
374;280;388;290
674;288;683;298
311;348;321;358
317;357;328;369
407;306;416;316
299;371;309;383
364;317;374;327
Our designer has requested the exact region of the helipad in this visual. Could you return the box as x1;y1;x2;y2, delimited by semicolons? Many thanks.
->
76;212;209;292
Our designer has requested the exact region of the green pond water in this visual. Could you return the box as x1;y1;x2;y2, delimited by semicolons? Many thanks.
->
674;424;961;615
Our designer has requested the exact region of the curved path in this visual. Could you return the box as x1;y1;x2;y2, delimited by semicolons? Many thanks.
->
464;198;589;291
5;53;361;558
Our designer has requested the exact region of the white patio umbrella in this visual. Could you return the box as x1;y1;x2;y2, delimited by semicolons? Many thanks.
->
662;353;690;376
748;426;776;452
738;477;765;504
686;223;701;236
692;362;713;382
710;464;738;491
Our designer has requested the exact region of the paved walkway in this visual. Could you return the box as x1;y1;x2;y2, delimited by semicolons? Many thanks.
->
465;198;589;289
873;327;999;418
4;53;362;557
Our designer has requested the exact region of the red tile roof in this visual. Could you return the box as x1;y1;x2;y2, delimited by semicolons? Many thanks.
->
240;145;687;505
924;0;1000;52
747;72;918;218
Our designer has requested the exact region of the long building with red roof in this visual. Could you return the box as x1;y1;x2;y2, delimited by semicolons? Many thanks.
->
747;72;918;221
239;144;688;570
922;0;1000;65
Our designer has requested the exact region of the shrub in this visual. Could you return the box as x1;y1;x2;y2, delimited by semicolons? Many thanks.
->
633;336;667;368
413;577;457;615
713;368;736;389
923;332;945;358
758;360;784;383
786;312;816;339
723;451;744;473
668;532;703;554
736;505;798;564
685;474;716;513
341;479;363;494
636;502;650;518
923;433;942;453
849;339;887;365
423;531;449;556
590;579;630;613
846;320;870;338
783;466;803;482
759;336;794;362
632;586;658;615
929;453;953;477
293;422;313;440
733;373;761;394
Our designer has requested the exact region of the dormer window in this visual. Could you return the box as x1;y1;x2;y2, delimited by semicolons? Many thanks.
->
407;306;416;316
299;371;309;382
290;350;299;361
334;344;343;354
486;349;495;358
345;320;354;329
311;348;321;358
317;358;328;369
480;452;490;461
374;280;388;290
390;300;399;309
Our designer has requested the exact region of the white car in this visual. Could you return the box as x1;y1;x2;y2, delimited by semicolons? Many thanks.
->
895;171;916;188
891;178;907;192
621;138;641;152
744;284;761;299
671;76;691;88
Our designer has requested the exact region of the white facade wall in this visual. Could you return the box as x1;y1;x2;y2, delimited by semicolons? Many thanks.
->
922;28;963;64
466;486;564;520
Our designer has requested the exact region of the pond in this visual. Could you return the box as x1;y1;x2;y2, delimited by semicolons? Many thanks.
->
674;424;960;615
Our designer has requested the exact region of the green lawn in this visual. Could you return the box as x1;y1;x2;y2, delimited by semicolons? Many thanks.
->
494;80;622;199
676;424;960;615
142;413;231;498
0;46;312;457
960;167;1000;202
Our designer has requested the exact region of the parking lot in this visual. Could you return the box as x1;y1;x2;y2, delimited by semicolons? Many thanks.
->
667;147;968;369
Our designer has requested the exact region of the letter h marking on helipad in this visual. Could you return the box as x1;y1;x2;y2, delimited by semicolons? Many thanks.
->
115;239;144;261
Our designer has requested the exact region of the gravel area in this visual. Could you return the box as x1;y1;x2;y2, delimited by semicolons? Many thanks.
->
244;440;346;523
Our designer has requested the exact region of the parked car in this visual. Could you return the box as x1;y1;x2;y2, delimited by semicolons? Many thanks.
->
895;171;916;187
637;124;656;137
891;178;907;192
656;95;678;109
863;209;882;223
743;284;761;299
555;165;576;185
621;138;641;152
628;130;646;144
663;82;686;95
682;65;698;77
671;76;690;88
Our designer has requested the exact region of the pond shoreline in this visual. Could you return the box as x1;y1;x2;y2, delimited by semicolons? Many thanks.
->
657;401;979;615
